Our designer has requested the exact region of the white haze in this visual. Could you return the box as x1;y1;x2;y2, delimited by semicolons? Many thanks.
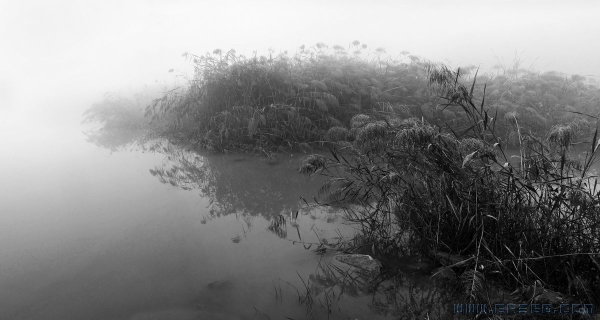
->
0;2;598;317
1;0;599;128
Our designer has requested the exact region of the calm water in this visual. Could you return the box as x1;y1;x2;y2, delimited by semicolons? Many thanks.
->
0;115;394;320
5;110;600;319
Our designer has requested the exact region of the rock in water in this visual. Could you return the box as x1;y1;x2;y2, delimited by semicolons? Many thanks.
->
207;279;234;292
334;254;382;274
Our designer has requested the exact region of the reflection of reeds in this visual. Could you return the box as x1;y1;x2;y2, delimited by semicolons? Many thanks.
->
144;138;331;220
252;306;271;320
268;214;287;239
376;279;448;319
279;259;455;319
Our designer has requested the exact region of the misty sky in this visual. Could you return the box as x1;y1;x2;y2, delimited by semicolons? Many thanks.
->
1;0;599;124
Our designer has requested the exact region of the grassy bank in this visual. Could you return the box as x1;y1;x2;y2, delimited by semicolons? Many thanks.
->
299;63;600;309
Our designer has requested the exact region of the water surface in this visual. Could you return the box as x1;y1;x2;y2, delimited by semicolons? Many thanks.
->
0;116;392;320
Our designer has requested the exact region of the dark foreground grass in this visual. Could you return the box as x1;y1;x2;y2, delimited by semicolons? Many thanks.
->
299;63;600;310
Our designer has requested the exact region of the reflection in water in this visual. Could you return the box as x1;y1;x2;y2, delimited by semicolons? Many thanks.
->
84;123;333;219
143;138;331;220
271;254;456;319
71;125;457;319
83;128;151;152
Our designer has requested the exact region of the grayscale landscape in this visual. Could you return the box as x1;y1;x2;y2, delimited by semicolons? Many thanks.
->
1;1;600;319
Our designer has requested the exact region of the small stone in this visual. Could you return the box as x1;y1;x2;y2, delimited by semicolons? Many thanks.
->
533;289;568;304
512;281;569;304
334;254;382;274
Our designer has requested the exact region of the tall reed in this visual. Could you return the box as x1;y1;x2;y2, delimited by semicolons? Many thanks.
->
300;63;600;304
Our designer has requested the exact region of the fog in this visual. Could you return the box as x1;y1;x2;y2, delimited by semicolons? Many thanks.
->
1;0;599;127
1;1;600;318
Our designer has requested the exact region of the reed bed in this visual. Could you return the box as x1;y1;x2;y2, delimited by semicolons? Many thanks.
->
141;42;600;154
300;63;600;306
143;42;435;152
